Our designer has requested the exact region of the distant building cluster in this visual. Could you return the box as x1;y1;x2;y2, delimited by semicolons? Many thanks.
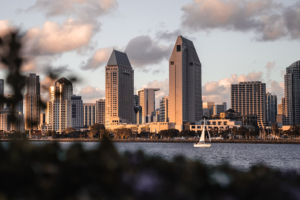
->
0;35;298;135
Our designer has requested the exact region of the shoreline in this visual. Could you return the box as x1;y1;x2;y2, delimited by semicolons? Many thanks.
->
1;139;300;144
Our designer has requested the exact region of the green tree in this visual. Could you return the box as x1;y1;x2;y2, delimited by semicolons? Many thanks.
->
159;129;179;138
90;123;105;137
179;130;196;137
87;131;94;139
114;128;132;139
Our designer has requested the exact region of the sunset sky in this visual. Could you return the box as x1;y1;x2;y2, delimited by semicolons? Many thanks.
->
1;0;299;108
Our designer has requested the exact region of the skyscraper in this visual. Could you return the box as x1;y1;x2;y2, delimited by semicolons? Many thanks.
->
46;78;73;132
138;88;160;123
159;95;169;122
71;95;83;128
231;81;267;127
96;99;105;125
83;103;96;127
266;93;277;124
0;79;4;110
25;73;40;130
105;50;134;128
169;36;202;130
283;61;300;125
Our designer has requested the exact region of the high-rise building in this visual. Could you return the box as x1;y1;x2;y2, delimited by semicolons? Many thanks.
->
6;95;23;114
96;99;105;125
138;88;160;123
71;95;83;128
0;107;23;132
40;113;45;126
212;105;225;116
0;79;4;110
105;50;134;128
159;96;169;122
266;93;277;124
83;103;96;127
46;78;73;132
169;36;202;130
278;104;282;115
231;81;267;127
222;102;227;111
283;61;300;125
25;73;40;130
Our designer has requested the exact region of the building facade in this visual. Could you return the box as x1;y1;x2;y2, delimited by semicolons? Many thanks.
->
25;73;40;130
266;93;277;124
83;103;96;127
96;99;105;125
159;96;169;122
71;95;83;128
169;36;202;130
0;107;23;132
105;50;134;128
231;81;267;127
283;61;300;125
138;88;160;123
46;78;73;132
212;104;226;116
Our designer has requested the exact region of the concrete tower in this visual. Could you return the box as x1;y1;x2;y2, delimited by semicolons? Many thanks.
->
83;103;96;127
169;36;202;130
105;50;134;128
231;81;267;127
25;73;40;130
138;88;160;123
96;99;105;125
71;95;83;128
159;95;169;122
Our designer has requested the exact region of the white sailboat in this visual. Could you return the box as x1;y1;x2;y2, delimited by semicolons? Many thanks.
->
194;119;211;148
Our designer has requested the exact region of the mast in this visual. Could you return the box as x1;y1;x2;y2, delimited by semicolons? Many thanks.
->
199;119;205;143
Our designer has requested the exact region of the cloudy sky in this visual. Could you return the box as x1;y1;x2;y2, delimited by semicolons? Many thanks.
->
0;0;299;108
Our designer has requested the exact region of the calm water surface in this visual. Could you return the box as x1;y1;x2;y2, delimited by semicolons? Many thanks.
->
2;142;300;171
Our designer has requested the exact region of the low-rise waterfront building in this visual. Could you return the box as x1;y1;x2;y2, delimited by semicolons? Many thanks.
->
190;119;243;133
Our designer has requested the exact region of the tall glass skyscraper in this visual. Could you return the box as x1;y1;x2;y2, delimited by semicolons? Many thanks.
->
283;60;300;125
105;50;134;128
266;93;277;125
169;36;202;130
25;73;40;130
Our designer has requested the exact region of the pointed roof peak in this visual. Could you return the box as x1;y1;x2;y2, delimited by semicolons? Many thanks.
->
107;49;132;68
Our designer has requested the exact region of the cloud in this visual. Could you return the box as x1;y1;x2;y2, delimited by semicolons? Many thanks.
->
265;61;275;79
156;29;182;42
280;70;285;77
181;0;300;41
26;0;117;27
267;80;284;101
77;85;105;103
156;29;197;42
23;19;94;56
0;20;14;37
202;71;263;106
125;35;172;68
141;79;169;109
80;47;112;70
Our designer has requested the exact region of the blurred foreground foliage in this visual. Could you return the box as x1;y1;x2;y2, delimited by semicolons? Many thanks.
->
0;138;299;200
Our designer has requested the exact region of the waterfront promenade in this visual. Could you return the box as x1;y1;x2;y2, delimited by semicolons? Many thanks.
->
2;138;300;144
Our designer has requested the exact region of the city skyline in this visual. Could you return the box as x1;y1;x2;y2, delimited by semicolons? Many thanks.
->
1;0;299;108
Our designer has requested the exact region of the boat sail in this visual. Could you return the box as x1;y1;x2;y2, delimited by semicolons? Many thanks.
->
194;119;211;148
